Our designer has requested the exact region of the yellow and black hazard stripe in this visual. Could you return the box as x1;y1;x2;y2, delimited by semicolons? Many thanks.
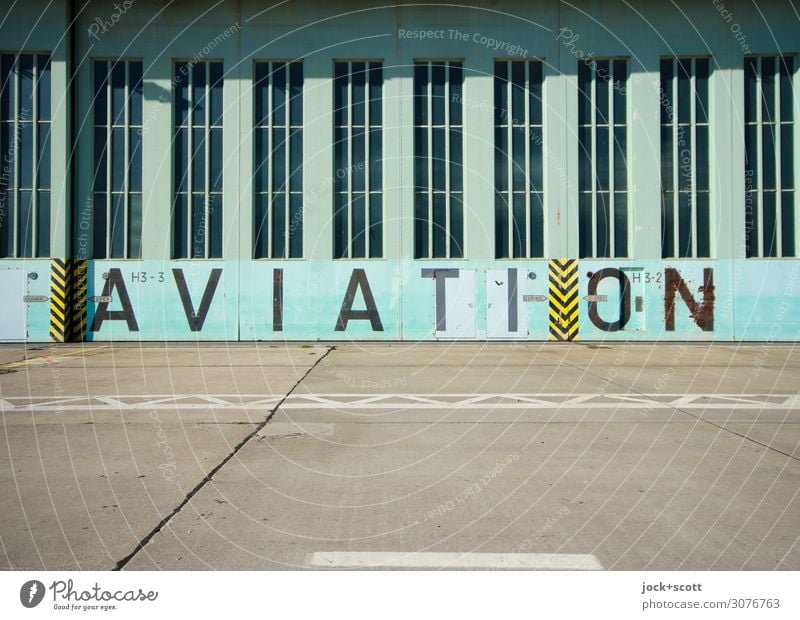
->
50;258;69;343
549;259;579;341
69;260;88;342
49;259;89;343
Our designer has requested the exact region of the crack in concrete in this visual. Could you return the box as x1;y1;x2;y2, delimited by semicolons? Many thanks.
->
112;346;336;571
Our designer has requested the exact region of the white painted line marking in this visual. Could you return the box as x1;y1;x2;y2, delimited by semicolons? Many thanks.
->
2;394;799;412
308;552;603;570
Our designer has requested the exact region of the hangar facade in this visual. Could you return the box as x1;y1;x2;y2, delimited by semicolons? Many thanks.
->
0;0;797;341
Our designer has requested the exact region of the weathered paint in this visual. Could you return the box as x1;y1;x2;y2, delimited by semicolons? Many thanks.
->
3;258;799;341
0;1;798;342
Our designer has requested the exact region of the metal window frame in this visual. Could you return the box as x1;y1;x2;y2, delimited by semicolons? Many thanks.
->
495;58;545;259
0;52;50;258
254;60;303;260
745;54;796;258
414;59;463;259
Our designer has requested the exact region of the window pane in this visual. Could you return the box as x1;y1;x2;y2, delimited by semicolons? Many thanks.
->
595;61;609;124
173;194;188;258
431;127;445;191
450;193;463;258
272;126;285;191
289;192;302;258
431;62;445;126
369;63;382;126
662;191;674;258
191;127;206;192
93;193;107;258
110;192;124;258
289;127;302;193
368;193;382;258
495;192;508;258
128;127;142;192
128;61;142;126
781;124;794;189
175;62;189;126
19;55;33;115
209;192;222;258
254;194;269;258
578;126;592;192
289;62;303;126
613;192;628;258
780;57;793;123
210;62;223;126
352;126;365;192
696;124;709;191
678;191;692;257
271;193;286;258
677;59;691;124
761;56;775;123
272;62;286;126
613;60;627;126
578;60;591;126
762;191;777;257
744;57;758;124
191;194;205;258
512;192;526;258
128;193;142;258
413;63;428;126
530;192;544;258
432;192;446;257
369;127;382;190
494;62;507;127
695;58;709;124
596;126;609;192
36;190;49;256
613;126;626;191
745;191;757;257
696;192;710;257
449;127;462;192
512;126;525;191
333;192;348;259
111;62;126;125
511;61;525;124
449;63;462;126
1;55;16;122
578;192;592;258
495;126;508;191
529;61;543;126
255;62;270;126
781;191;795;256
596;191;610;257
352;62;365;126
210;127;223;193
529;127;543;192
351;192;365;258
660;59;673;125
192;62;206;126
37;123;50;189
762;124;776;190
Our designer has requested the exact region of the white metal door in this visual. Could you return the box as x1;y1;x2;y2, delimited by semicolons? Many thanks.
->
434;269;476;339
0;270;27;341
486;268;528;339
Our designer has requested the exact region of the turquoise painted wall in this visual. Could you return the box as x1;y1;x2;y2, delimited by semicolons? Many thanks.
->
1;1;798;342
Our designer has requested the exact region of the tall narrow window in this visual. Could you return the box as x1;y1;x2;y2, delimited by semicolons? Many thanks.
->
173;61;223;259
414;60;463;259
92;59;143;259
745;55;795;257
0;53;51;258
494;59;544;259
578;58;628;258
254;61;303;259
333;61;382;259
660;58;710;258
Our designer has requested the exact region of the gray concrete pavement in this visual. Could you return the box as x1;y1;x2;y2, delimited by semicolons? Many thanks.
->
1;342;798;570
